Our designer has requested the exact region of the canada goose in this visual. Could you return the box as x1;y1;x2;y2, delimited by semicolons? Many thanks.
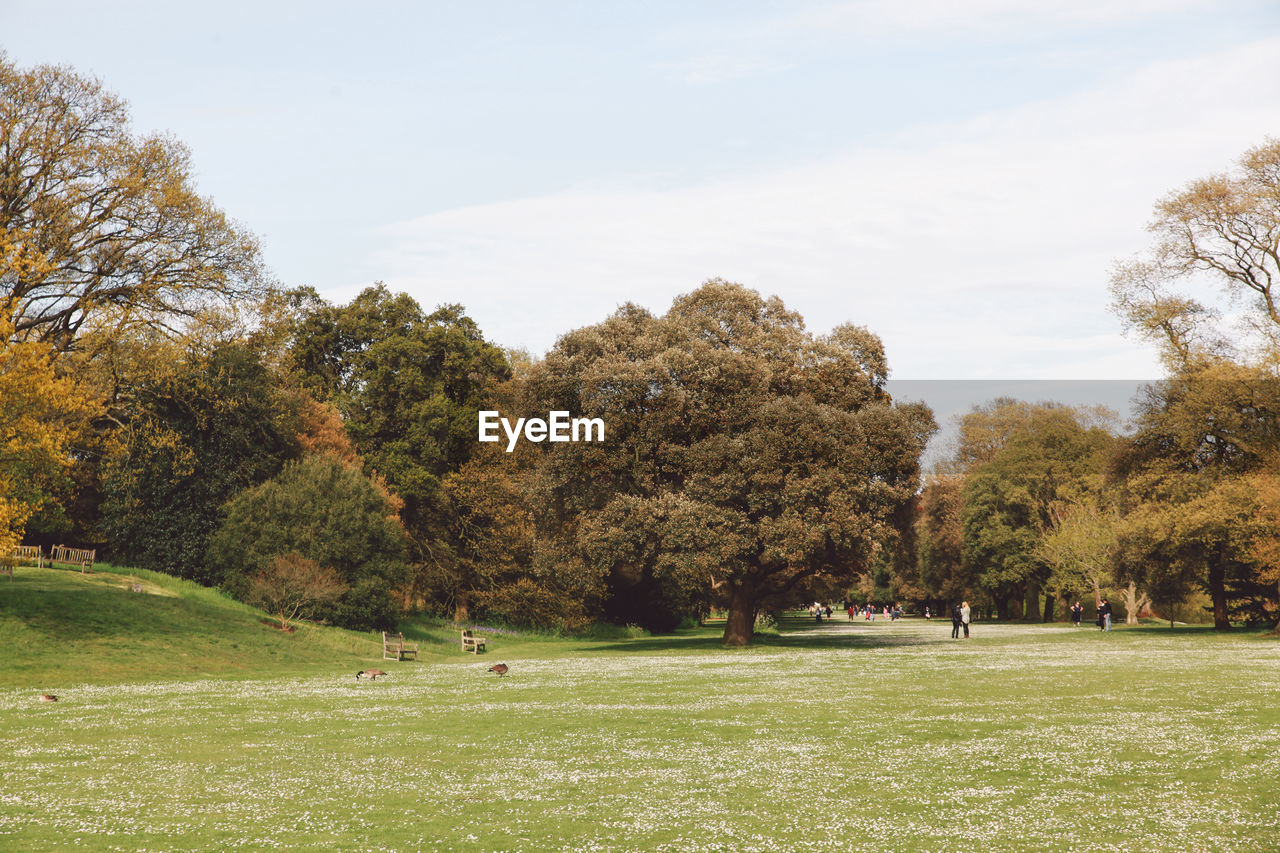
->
38;694;57;703
488;663;509;677
355;669;387;680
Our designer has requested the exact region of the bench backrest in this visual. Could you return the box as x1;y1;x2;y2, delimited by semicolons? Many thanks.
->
51;546;95;565
383;631;404;646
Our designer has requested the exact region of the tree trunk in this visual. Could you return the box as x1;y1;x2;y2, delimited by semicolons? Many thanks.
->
722;584;756;647
453;589;470;624
1120;581;1148;626
1009;587;1025;620
1025;582;1041;622
1042;595;1055;623
1207;549;1230;631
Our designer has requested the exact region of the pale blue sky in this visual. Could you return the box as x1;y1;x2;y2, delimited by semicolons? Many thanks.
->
4;0;1280;376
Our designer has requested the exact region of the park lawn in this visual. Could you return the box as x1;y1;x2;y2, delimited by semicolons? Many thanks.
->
1;597;1278;852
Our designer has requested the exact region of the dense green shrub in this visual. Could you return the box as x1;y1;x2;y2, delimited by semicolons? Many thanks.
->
208;455;410;631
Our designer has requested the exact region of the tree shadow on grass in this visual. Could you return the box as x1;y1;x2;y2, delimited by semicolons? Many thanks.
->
398;623;463;649
578;618;955;654
1115;623;1268;638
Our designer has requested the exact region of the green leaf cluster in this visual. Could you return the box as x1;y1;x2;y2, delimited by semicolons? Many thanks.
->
101;343;301;582
208;454;409;631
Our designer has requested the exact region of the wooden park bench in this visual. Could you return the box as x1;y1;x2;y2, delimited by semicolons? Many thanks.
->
461;629;487;654
50;545;95;573
13;545;44;568
6;545;44;578
382;631;419;661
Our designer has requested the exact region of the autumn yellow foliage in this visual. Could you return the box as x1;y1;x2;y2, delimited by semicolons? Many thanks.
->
0;314;95;555
2;56;267;346
1247;463;1280;604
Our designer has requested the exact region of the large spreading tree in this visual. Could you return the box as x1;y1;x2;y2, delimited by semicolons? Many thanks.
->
3;55;274;557
523;280;935;645
1109;140;1280;629
1;54;267;348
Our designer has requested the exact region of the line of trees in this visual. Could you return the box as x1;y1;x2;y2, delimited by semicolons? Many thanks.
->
4;56;1278;639
912;139;1280;630
2;58;936;641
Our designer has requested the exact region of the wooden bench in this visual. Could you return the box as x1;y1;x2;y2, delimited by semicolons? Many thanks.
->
12;545;44;568
50;545;95;573
382;631;418;661
461;629;487;654
6;545;44;578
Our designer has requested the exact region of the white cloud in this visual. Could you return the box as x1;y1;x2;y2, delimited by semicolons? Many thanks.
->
364;36;1280;379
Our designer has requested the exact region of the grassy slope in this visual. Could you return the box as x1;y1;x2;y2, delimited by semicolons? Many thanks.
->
0;564;584;688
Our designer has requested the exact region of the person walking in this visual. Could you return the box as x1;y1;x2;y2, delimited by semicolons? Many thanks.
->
961;601;971;638
951;603;962;639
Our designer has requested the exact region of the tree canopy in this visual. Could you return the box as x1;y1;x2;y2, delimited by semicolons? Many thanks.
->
286;285;511;570
1;54;266;347
961;406;1116;620
208;454;409;631
100;341;302;581
523;280;935;644
1110;137;1280;368
1109;367;1280;628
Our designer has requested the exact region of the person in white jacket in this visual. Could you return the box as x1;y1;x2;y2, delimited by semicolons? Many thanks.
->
961;601;971;638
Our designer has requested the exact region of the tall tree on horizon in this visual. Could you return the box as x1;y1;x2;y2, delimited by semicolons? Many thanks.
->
522;279;935;646
1109;140;1280;629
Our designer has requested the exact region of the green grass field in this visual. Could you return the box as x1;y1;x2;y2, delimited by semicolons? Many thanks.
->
2;566;1278;851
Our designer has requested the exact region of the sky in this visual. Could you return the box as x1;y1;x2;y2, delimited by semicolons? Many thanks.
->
4;0;1280;381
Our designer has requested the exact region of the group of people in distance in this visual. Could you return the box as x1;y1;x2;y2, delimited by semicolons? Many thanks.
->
809;602;833;621
808;597;1116;637
842;603;905;622
1069;598;1114;630
950;601;971;638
